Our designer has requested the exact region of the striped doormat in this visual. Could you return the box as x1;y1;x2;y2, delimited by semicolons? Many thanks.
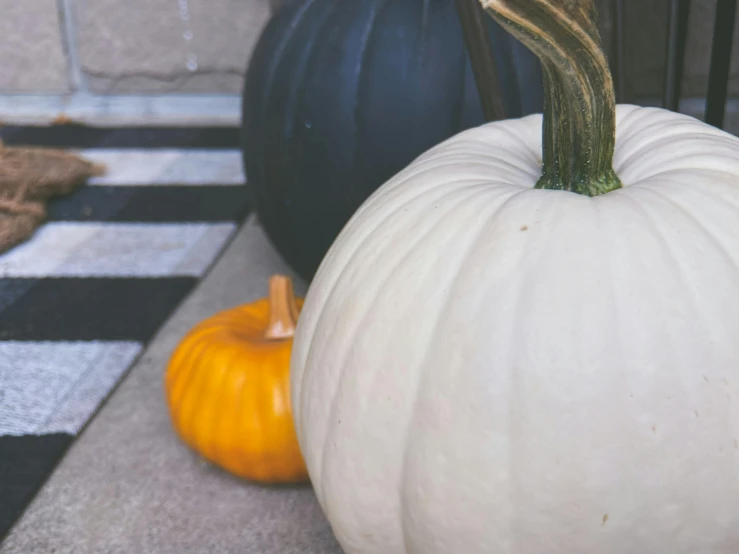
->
0;128;249;541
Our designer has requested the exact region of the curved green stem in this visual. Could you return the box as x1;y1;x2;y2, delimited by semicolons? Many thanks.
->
481;0;622;196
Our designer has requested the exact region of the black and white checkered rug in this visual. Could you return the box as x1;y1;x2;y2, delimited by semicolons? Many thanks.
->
0;128;249;540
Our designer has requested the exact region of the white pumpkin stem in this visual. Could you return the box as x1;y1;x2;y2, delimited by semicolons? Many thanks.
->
264;274;299;340
480;0;622;197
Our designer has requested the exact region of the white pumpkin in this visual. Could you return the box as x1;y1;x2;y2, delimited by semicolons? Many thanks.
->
290;1;739;552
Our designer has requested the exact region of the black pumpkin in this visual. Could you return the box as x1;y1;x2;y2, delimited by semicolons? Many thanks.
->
241;0;543;281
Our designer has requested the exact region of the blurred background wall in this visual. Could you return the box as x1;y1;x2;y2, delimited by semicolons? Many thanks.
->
0;0;273;125
0;0;736;130
597;0;739;133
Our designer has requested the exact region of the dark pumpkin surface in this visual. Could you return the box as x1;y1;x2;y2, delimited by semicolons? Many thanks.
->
241;0;543;280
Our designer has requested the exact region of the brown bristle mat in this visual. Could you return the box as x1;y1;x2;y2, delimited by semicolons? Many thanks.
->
0;141;105;253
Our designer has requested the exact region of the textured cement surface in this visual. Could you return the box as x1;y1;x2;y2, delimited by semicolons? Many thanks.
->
0;216;343;554
0;0;70;93
74;0;270;94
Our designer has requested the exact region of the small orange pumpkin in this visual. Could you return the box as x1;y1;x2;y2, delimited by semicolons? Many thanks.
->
164;274;308;484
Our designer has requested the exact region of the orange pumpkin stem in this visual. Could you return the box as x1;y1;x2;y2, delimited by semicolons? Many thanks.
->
264;274;300;340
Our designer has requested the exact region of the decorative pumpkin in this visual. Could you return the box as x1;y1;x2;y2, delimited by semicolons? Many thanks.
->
241;0;544;281
290;0;739;551
165;274;308;484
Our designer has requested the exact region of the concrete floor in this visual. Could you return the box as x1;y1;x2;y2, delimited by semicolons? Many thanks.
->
0;216;343;554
